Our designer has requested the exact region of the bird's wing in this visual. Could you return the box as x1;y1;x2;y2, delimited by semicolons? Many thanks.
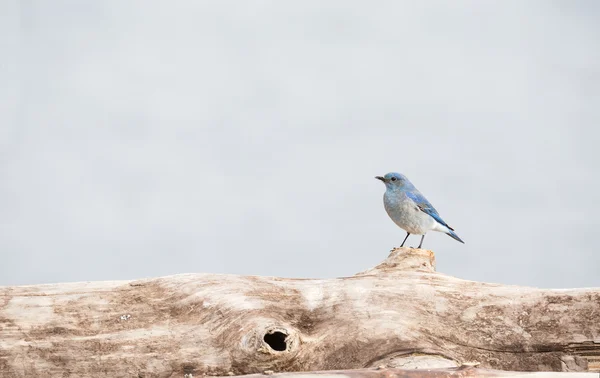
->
405;191;454;231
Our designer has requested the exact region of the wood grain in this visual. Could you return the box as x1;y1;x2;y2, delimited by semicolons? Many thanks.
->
0;248;598;378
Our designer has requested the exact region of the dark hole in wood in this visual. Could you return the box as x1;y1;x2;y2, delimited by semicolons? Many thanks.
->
182;364;195;374
264;331;287;351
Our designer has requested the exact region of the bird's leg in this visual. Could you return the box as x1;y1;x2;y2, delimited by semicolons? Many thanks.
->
417;235;425;249
400;232;410;247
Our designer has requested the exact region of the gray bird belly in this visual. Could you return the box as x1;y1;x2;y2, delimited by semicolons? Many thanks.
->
384;196;435;235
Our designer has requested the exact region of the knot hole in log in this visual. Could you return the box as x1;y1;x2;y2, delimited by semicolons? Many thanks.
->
235;324;301;373
240;324;299;353
264;330;288;352
258;326;299;354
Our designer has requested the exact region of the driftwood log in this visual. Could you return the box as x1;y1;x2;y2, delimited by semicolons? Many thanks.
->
0;248;598;378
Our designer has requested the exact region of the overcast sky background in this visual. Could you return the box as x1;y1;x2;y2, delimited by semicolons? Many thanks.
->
1;1;599;288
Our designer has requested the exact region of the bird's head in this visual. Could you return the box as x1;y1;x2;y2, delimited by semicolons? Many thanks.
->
375;172;411;190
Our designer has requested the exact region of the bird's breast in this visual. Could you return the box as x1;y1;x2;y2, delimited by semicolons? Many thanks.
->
383;191;435;234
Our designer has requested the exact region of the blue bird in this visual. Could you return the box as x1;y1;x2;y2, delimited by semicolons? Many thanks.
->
375;172;464;249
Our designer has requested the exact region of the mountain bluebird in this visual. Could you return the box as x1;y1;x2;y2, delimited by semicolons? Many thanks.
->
376;172;464;249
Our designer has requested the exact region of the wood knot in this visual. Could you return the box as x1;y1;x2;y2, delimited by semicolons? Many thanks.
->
236;322;300;372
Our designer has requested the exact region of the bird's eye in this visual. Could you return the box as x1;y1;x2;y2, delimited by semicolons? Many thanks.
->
390;177;397;181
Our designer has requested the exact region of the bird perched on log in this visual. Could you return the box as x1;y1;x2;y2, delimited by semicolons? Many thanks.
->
376;172;464;249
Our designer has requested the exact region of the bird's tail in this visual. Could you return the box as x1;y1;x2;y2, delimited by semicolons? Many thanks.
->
446;229;465;244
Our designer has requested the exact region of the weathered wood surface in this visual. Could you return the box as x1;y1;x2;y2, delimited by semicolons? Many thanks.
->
0;248;599;378
236;366;600;378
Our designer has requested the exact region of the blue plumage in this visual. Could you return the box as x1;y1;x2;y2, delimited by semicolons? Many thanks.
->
404;191;448;229
376;172;464;248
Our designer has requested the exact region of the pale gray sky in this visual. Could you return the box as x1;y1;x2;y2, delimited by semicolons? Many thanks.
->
1;1;599;288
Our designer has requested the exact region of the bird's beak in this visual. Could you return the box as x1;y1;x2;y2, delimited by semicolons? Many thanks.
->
375;176;385;182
